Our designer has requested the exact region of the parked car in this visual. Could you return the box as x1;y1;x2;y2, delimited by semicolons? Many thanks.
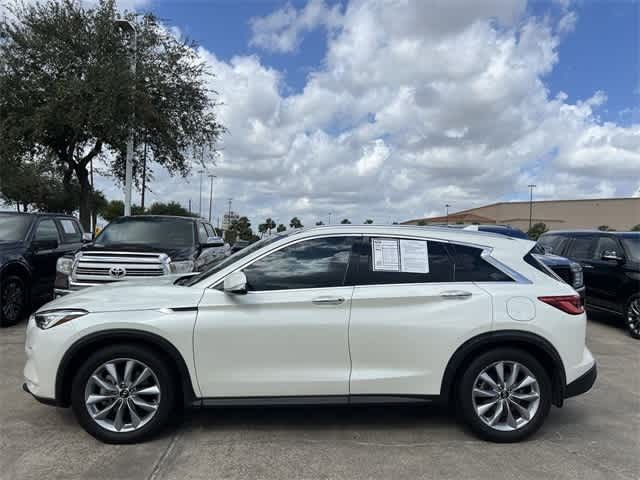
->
0;212;86;326
24;225;596;444
462;225;585;299
538;230;640;338
54;215;229;296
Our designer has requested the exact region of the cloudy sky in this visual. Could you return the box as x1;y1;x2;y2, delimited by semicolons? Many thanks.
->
7;0;640;227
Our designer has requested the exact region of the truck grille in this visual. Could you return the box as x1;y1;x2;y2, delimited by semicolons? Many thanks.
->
72;251;169;285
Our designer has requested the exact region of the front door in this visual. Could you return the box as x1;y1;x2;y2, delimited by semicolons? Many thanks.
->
587;235;626;313
194;235;358;398
30;218;61;301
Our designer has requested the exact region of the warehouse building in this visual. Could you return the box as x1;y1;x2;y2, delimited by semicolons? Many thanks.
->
403;197;640;232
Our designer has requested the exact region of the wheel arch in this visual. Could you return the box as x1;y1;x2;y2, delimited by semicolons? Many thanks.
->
440;330;566;407
55;329;197;408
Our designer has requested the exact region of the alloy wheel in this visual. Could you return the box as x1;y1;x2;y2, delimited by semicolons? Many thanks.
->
84;358;161;433
1;280;23;323
627;299;640;338
472;361;541;432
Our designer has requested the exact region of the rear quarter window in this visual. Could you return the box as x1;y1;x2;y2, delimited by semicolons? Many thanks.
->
58;218;82;243
449;244;513;282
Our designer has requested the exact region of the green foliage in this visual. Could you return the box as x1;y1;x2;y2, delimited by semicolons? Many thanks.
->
98;199;144;222
597;225;611;231
0;0;223;229
277;223;286;232
315;221;324;226
364;219;373;224
527;222;549;240
289;217;303;229
340;218;351;224
225;216;256;243
146;201;193;217
258;218;276;236
416;220;427;226
631;224;640;232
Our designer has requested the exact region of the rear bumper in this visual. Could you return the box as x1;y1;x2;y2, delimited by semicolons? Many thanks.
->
565;363;597;398
23;382;58;406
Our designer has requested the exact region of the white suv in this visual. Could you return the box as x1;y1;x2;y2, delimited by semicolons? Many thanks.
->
23;226;596;444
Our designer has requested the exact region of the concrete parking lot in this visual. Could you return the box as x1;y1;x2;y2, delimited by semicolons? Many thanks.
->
1;314;638;480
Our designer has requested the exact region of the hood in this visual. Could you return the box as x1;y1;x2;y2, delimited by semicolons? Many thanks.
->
81;243;196;261
38;274;204;313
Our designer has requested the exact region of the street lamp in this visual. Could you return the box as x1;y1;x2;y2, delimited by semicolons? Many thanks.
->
114;19;137;217
445;204;451;225
528;184;537;230
208;174;216;222
198;169;204;218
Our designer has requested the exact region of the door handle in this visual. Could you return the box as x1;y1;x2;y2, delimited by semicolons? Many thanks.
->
581;264;594;269
440;290;473;299
312;296;345;305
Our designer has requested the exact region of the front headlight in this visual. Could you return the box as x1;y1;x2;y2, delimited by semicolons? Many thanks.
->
56;256;74;275
35;309;88;330
169;260;195;273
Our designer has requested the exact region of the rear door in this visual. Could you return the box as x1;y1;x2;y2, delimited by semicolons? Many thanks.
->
30;218;61;301
56;217;83;256
348;236;494;396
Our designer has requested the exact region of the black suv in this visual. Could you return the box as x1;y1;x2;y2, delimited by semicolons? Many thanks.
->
539;230;640;338
462;224;585;299
55;215;228;295
0;212;85;326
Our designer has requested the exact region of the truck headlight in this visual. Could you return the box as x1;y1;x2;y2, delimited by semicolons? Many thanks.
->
56;256;74;275
169;260;195;273
35;309;88;330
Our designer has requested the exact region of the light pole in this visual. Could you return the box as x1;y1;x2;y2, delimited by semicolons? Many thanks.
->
445;204;451;225
198;169;204;218
328;212;332;225
208;174;216;222
528;184;536;230
114;19;137;217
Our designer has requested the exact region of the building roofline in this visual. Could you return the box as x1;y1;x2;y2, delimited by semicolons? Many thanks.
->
453;196;639;215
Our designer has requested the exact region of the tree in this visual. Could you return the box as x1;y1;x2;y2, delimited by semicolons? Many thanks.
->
0;0;223;230
632;224;640;232
416;220;427;226
258;217;276;237
597;225;611;231
315;221;324;226
146;201;193;217
224;216;255;243
98;199;144;222
364;219;374;224
340;218;351;224
277;223;286;232
289;217;303;229
527;222;548;240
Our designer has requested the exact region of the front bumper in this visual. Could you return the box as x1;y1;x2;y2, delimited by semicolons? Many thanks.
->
565;363;597;398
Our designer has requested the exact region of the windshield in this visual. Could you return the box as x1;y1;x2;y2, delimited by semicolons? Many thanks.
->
183;234;286;286
0;215;33;242
620;234;640;262
95;217;194;247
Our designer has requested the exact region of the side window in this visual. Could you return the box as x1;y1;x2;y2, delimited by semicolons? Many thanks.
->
539;235;567;254
356;238;453;285
242;237;356;291
567;236;597;260
197;223;208;244
593;236;619;260
34;219;59;242
58;218;82;243
204;223;215;237
450;244;513;282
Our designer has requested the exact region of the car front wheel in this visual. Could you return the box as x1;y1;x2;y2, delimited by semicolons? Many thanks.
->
71;344;176;444
626;295;640;339
459;348;552;443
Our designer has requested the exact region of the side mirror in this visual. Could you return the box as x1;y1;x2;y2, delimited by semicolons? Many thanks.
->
602;250;623;262
223;271;247;295
33;239;58;251
82;233;93;243
204;236;225;248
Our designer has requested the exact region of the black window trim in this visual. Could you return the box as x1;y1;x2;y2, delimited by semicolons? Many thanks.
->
34;217;61;243
208;233;364;292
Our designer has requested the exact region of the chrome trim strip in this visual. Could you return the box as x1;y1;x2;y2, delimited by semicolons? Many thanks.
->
481;249;532;284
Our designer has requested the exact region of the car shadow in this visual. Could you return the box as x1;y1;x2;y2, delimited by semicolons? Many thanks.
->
587;310;625;332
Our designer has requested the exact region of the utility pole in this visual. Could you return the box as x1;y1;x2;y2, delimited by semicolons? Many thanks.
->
328;212;332;225
198;169;204;218
114;19;137;217
140;142;147;210
528;184;536;230
445;204;451;225
208;174;216;222
188;199;191;215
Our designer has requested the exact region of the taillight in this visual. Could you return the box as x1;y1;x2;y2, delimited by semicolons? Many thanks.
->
538;295;584;315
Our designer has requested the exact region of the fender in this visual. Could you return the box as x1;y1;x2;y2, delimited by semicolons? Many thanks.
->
55;329;197;407
440;330;567;407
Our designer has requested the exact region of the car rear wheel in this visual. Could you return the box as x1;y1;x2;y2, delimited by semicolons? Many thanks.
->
0;275;26;327
458;348;551;442
71;344;175;444
626;295;640;339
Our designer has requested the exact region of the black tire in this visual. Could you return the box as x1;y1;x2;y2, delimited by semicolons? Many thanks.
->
71;344;176;444
625;294;640;340
0;275;26;327
458;348;552;443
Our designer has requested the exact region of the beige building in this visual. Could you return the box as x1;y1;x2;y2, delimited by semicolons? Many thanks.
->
403;197;640;232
